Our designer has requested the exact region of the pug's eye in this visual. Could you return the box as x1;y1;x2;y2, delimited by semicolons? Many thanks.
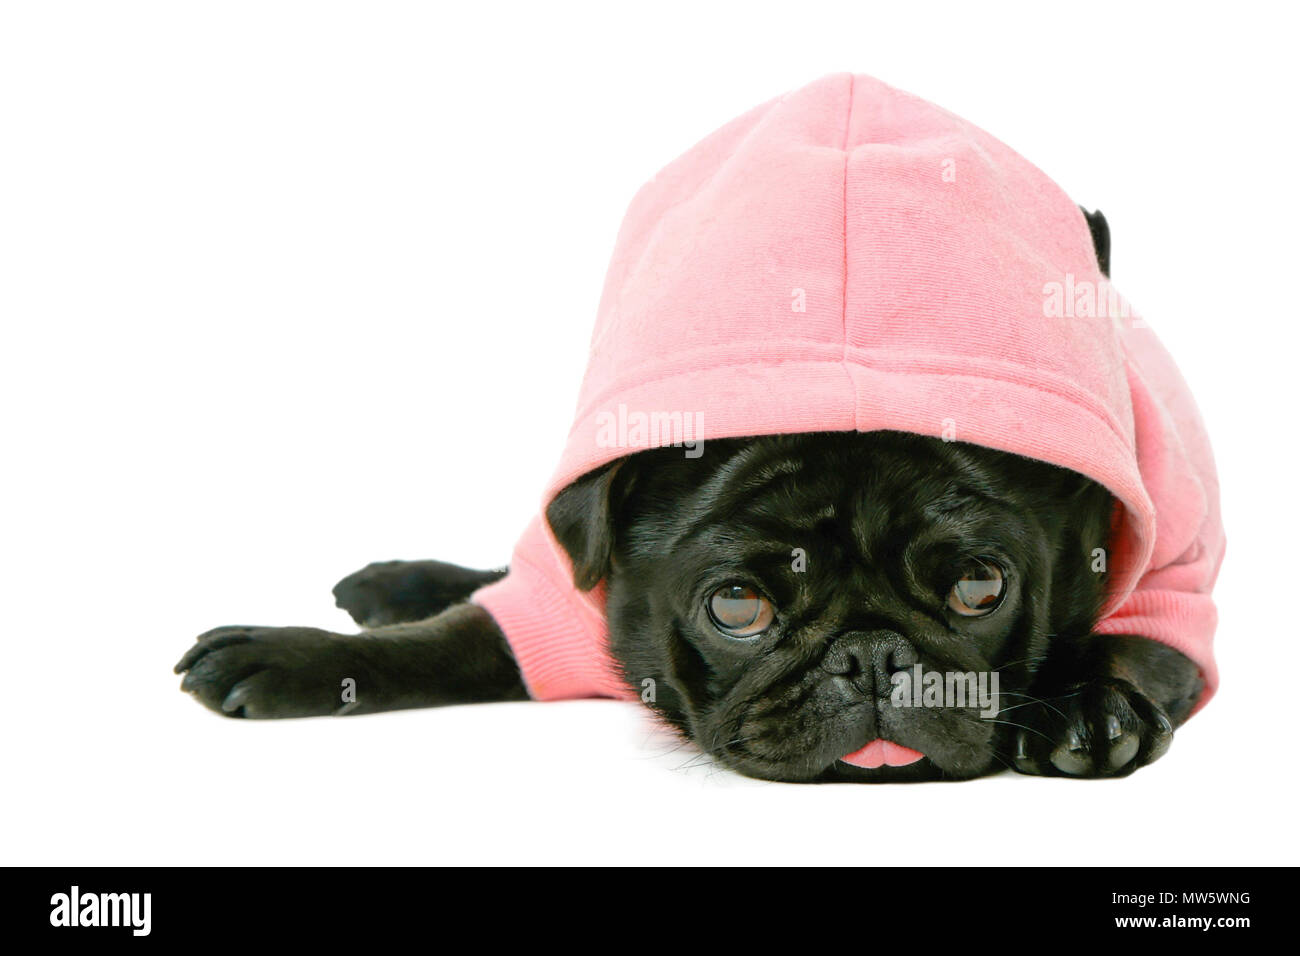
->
947;559;1006;617
706;584;775;638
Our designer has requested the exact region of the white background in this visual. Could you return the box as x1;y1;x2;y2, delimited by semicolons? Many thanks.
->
3;1;1297;866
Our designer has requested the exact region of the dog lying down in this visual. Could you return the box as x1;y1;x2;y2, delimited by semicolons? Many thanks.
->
175;74;1223;782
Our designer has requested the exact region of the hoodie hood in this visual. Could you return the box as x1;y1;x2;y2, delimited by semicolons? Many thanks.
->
547;73;1152;613
475;74;1222;706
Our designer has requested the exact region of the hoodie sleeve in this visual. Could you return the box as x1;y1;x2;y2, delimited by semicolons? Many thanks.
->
470;516;634;702
1093;323;1225;712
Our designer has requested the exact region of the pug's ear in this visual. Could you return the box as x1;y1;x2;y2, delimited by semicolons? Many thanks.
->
1080;206;1111;277
545;460;629;591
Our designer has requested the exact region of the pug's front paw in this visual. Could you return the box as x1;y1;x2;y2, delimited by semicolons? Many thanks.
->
174;625;360;718
1011;678;1173;778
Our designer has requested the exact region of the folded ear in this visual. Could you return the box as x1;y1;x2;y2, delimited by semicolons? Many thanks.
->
545;460;628;591
1080;206;1111;277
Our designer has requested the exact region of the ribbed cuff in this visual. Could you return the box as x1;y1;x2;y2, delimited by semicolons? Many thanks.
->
1095;587;1219;713
471;517;632;702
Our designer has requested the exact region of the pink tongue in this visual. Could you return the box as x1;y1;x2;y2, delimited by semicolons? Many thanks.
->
840;740;925;769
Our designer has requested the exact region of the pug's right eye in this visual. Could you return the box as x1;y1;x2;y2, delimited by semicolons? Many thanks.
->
706;584;775;638
946;558;1006;617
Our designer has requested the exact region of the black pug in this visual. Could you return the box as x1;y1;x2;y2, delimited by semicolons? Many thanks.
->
175;422;1201;782
176;73;1216;781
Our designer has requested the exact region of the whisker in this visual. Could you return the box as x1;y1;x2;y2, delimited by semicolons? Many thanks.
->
984;718;1056;745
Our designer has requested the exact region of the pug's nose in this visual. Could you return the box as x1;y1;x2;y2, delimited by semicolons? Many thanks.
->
821;631;919;697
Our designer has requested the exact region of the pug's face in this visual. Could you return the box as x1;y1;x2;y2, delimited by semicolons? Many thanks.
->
546;431;1113;782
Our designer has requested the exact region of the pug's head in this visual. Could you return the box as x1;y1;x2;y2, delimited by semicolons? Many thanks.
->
546;431;1114;782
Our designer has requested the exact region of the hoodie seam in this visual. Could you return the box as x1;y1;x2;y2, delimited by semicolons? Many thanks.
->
840;73;860;431
568;349;1132;449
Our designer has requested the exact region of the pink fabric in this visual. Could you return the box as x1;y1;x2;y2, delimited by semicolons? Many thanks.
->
473;74;1223;713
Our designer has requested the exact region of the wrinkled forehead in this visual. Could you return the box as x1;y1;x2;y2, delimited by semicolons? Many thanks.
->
657;435;1034;568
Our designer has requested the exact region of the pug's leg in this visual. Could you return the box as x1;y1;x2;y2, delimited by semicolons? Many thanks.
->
1009;634;1203;778
174;603;528;718
333;559;507;627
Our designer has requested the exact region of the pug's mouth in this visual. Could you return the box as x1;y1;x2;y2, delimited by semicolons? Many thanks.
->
823;738;945;782
715;727;970;782
823;726;1000;781
839;739;926;769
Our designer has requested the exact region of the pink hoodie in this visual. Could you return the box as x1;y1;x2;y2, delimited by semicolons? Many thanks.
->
473;74;1224;712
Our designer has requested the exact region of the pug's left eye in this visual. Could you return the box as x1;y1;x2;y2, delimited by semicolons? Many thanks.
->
706;584;775;638
947;559;1006;616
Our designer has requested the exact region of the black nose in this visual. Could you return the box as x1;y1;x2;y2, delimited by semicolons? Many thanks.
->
821;631;919;696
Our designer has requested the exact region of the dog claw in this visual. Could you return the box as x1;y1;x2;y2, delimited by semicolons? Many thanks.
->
1105;714;1122;741
222;683;251;715
1107;732;1140;770
1050;741;1093;776
1012;730;1038;773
